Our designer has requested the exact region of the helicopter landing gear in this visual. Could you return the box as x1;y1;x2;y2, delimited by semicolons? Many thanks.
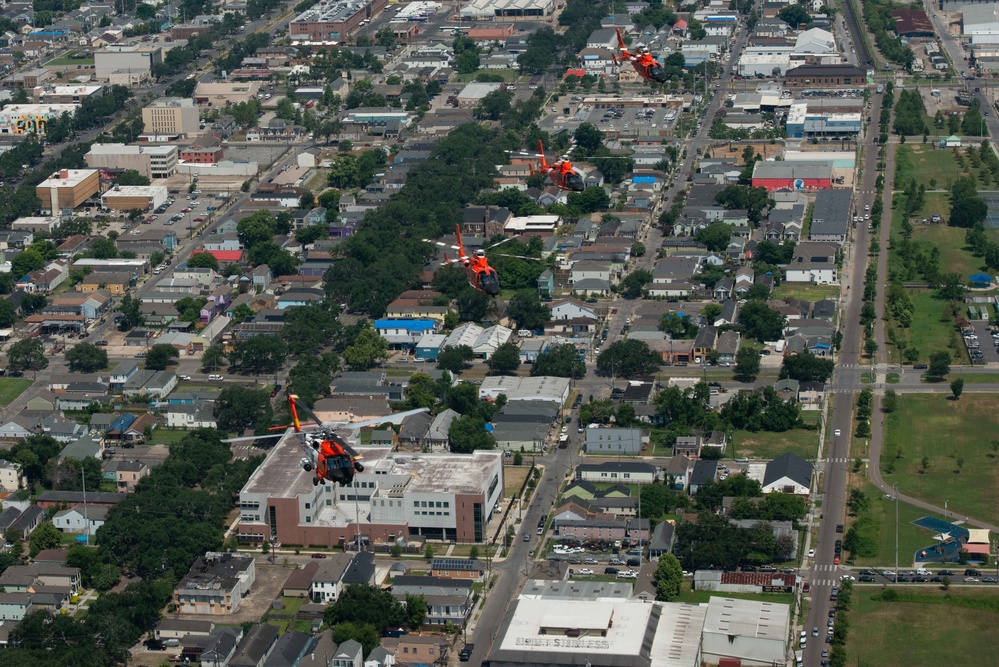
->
354;461;364;473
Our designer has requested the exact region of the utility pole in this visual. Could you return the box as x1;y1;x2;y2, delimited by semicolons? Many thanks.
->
82;463;89;546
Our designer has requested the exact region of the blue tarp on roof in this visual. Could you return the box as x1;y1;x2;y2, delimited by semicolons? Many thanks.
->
373;319;436;332
109;413;137;432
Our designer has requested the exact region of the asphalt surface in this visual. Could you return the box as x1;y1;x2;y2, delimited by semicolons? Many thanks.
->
799;88;885;666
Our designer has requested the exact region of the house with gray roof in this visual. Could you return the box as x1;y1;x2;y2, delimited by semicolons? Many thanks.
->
230;623;278;667
809;189;852;242
424;408;458;452
332;639;363;667
576;461;657;484
762;452;812;495
583;427;642;455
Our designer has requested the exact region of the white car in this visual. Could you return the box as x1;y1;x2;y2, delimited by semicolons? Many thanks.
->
834;429;842;436
578;568;594;575
180;375;191;381
808;549;815;558
840;574;855;581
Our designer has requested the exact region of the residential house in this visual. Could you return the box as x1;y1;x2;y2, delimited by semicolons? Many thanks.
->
51;505;108;536
430;559;486;581
688;459;718;494
762;452;812;495
674;435;701;458
785;242;839;284
648;520;675;559
583;428;642;455
310;553;354;604
389;576;473;626
332;640;364;667
576;461;657;485
229;623;278;667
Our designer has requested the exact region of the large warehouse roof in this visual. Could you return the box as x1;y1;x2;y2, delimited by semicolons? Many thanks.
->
752;160;832;180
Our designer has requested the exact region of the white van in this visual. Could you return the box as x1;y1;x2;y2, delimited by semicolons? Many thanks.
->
208;374;224;381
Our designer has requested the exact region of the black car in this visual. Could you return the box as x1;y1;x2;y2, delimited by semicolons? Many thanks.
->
965;569;982;577
939;569;955;576
913;576;928;582
741;565;757;572
914;364;929;370
930;576;943;583
144;639;165;651
859;569;875;576
5;370;22;377
459;644;474;662
604;567;619;575
626;558;641;567
897;576;911;582
859;575;876;582
836;524;844;533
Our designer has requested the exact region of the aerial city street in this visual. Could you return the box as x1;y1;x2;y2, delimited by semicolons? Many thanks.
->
0;0;995;664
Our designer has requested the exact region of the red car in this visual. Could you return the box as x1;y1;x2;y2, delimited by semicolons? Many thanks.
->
194;217;204;222
181;207;191;213
270;383;282;397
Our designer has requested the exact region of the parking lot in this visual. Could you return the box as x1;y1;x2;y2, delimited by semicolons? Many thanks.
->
966;321;999;364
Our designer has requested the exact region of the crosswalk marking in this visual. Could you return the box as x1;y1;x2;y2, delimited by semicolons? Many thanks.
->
819;457;860;464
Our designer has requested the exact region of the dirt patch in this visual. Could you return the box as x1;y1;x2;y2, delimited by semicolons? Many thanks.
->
503;465;530;497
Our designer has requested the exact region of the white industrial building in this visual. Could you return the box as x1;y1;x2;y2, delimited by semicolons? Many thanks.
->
700;597;790;666
94;45;162;81
737;53;791;77
478;375;570;404
442;322;513;358
457;0;554;19
486;597;707;667
792;27;837;55
963;4;999;43
0;104;78;135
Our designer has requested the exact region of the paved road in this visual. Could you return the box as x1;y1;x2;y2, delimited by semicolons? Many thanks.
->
801;89;885;666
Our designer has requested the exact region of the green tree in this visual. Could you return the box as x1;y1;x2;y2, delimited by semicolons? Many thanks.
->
65;342;108;373
574;123;603;154
733;347;760;380
144;344;180;371
506;290;550;330
950;377;964;399
229;335;288;374
695;222;732;251
437;345;475;374
6;338;47;376
780;351;835;382
0;300;15;328
213;386;273;432
342;326;389;371
927;350;951;380
325;584;406;629
653;553;683;601
186;252;220;271
738;300;786;342
883;388;897;413
449;415;495;453
487;342;521;375
201;345;227;372
90;237;118;260
288;353;338;406
596;339;662;377
404;593;428;630
113;169;151;186
117;294;144;330
531;343;586;379
28;521;62;558
619;269;653;299
330;622;382;657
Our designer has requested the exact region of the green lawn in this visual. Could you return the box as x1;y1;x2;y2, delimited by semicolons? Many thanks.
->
880;394;999;524
731;427;819;461
888;290;966;364
147;429;193;445
954;372;999;383
0;378;31;406
845;587;999;667
848;481;951;568
894;144;995;191
46;54;95;66
771;283;841;302
676;579;796;606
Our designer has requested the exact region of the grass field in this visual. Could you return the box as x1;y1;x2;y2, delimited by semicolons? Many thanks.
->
894;144;995;191
0;378;31;406
845;587;999;667
148;429;193;445
731;426;819;461
45;54;94;66
955;372;999;383
880;394;999;524
848;480;951;568
772;283;841;302
676;579;796;606
888;290;966;364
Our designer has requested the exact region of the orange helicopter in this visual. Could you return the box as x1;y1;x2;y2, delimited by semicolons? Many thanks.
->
425;225;503;295
533;139;585;192
223;394;364;487
614;28;668;84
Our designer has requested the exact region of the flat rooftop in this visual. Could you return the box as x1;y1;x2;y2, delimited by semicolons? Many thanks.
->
4;103;79;116
292;0;369;23
702;596;790;640
38;168;97;188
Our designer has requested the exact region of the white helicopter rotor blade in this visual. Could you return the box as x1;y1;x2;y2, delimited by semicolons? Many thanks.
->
494;253;543;261
486;236;519;251
222;432;287;444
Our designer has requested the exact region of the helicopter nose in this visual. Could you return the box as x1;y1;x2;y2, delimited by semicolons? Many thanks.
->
567;174;585;191
650;66;667;83
481;273;501;296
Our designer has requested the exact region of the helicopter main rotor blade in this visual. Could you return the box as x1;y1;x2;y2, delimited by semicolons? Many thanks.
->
222;433;287;444
494;253;544;261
